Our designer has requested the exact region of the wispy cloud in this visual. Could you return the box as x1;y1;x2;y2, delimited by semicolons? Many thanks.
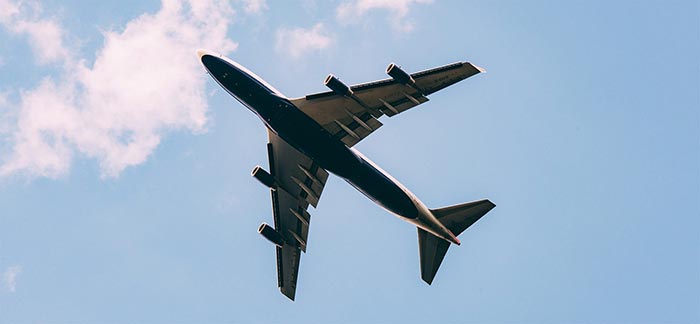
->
0;0;237;178
0;92;10;140
301;0;318;15
0;0;71;64
2;265;22;292
336;0;433;33
275;23;333;59
239;0;268;14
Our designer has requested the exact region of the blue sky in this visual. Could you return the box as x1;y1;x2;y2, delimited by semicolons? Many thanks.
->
1;0;698;323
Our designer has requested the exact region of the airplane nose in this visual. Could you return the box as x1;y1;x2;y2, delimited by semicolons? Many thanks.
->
196;49;208;60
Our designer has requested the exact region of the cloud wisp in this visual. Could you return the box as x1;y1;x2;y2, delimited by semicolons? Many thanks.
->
275;23;333;59
0;0;237;178
2;265;22;292
336;0;433;33
0;0;71;64
239;0;268;14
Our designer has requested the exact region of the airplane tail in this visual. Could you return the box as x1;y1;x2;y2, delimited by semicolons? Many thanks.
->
418;199;495;284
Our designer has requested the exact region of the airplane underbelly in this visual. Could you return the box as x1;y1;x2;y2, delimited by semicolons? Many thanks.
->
342;159;420;219
269;104;355;173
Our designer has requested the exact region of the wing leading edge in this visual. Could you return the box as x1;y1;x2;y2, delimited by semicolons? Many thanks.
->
264;130;329;300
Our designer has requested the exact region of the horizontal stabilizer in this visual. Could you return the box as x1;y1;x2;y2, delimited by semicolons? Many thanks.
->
418;199;495;284
432;199;495;237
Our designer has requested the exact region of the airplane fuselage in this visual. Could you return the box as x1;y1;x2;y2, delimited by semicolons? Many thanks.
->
200;53;459;244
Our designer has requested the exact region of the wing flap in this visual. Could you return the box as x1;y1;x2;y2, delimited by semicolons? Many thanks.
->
269;133;329;208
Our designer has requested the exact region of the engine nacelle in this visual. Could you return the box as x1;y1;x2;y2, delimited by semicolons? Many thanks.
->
324;74;353;96
386;63;416;86
258;223;284;247
251;165;276;189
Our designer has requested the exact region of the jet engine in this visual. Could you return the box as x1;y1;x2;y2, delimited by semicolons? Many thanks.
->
258;223;284;247
251;165;276;190
324;74;353;96
386;63;417;87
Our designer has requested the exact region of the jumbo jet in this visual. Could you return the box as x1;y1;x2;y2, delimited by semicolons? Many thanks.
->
197;49;495;300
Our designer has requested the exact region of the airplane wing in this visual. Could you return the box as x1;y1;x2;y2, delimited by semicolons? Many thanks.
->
264;129;329;300
289;61;484;147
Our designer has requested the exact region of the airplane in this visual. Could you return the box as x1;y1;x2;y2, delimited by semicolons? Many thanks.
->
197;49;496;301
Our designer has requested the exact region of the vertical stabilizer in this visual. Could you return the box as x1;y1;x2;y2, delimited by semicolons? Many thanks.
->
418;228;451;284
418;199;495;284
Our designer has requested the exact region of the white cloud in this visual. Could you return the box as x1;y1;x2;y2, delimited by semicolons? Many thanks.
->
0;0;71;64
0;0;237;178
239;0;268;14
0;92;10;140
2;265;22;292
275;23;333;59
336;0;433;33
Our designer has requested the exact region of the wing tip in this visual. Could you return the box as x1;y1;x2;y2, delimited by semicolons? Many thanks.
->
478;198;496;209
472;63;486;73
281;287;296;301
